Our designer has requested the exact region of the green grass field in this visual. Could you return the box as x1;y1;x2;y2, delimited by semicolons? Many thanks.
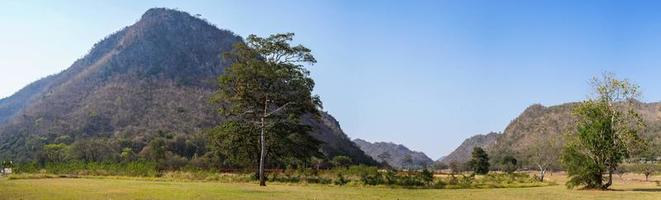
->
0;173;659;200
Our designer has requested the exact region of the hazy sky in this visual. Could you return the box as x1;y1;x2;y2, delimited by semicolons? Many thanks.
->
2;0;661;159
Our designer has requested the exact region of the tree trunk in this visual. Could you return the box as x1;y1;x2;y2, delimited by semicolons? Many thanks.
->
537;164;545;182
603;168;613;190
259;98;268;187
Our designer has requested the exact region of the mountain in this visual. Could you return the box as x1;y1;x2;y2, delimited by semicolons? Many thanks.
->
353;139;433;169
308;114;378;165
440;132;499;164
444;102;661;165
0;8;376;165
436;156;446;162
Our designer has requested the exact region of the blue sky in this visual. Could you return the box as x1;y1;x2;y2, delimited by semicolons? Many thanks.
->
2;0;661;159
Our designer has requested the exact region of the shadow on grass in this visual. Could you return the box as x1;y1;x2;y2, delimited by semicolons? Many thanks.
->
630;188;661;192
606;188;661;192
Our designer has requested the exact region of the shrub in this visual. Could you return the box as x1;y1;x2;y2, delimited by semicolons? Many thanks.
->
433;180;447;189
448;174;459;185
397;175;425;187
360;173;384;185
419;168;434;185
304;176;331;184
334;173;349;186
331;156;352;168
459;174;475;187
384;170;397;185
13;161;158;177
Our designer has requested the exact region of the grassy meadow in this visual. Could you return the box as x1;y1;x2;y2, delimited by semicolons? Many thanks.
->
0;173;658;200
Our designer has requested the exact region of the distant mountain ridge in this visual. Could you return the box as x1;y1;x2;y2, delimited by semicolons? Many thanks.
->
0;8;376;165
353;139;433;169
440;132;499;164
443;102;661;164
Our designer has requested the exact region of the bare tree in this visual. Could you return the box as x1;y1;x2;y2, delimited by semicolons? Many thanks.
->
526;131;561;182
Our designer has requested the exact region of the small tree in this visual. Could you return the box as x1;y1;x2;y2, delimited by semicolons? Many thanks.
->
501;155;518;174
630;163;659;182
310;157;324;171
120;148;136;162
562;73;646;190
469;147;490;175
449;161;461;175
526;132;561;182
420;168;434;185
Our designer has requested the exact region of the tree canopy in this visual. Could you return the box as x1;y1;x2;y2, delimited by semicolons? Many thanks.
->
469;147;490;175
211;33;323;185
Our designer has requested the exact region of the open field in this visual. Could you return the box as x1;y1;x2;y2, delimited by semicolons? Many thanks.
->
0;173;659;200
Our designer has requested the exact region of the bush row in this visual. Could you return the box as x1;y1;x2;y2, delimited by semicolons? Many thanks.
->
10;162;549;189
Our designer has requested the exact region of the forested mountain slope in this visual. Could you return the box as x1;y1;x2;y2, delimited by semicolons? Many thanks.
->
0;8;375;165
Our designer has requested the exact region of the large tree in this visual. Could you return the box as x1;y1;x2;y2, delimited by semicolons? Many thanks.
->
211;33;322;186
561;73;646;190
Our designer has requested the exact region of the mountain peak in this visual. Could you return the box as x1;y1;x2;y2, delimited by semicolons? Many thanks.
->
140;8;195;22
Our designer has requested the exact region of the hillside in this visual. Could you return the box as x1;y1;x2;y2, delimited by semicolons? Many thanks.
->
440;132;500;164
353;139;433;169
0;8;375;165
443;102;661;165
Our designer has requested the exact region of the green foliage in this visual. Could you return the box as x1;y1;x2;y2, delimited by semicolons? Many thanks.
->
501;155;518;174
209;121;258;168
333;173;348;186
469;147;490;175
475;173;540;187
147;137;167;161
68;139;118;162
331;156;352;168
562;136;605;189
458;174;475;187
420;168;434;185
14;161;158;177
43;144;70;163
120;148;136;162
1;160;14;168
562;73;646;190
8;161;551;189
